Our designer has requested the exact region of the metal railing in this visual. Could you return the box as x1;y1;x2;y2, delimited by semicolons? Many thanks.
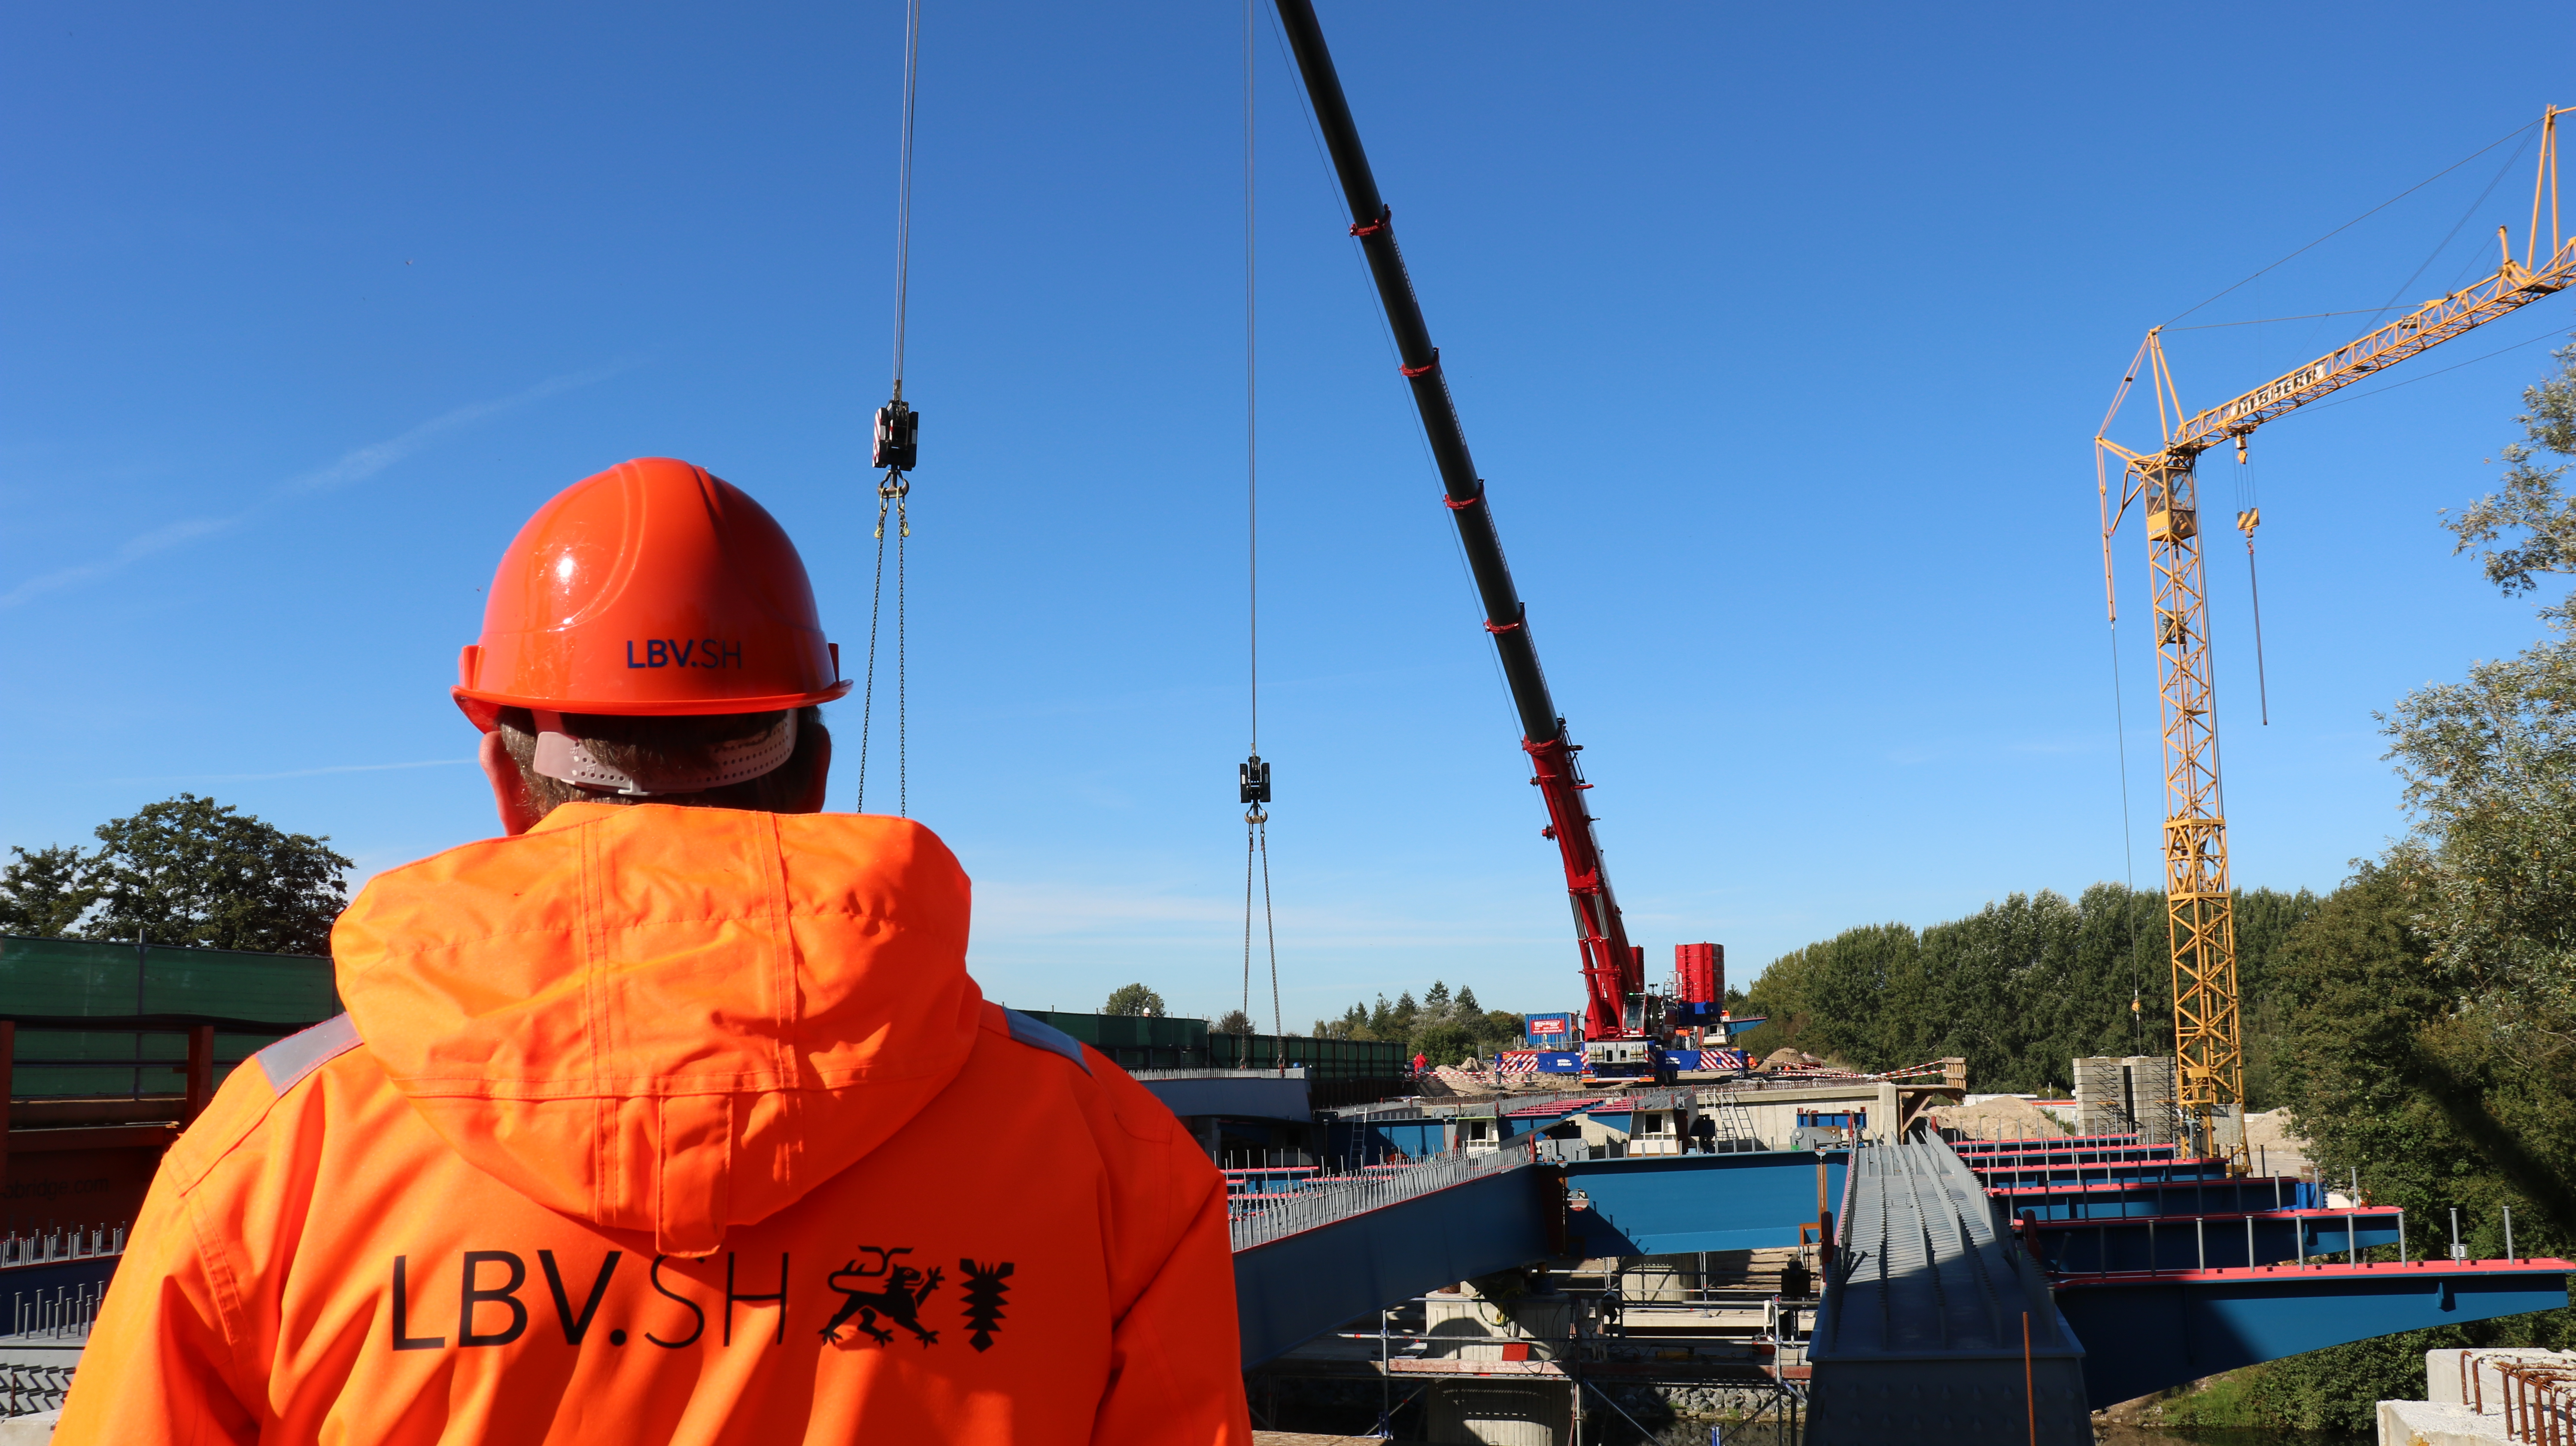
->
9;1282;101;1341
4;1365;75;1420
1;1223;125;1267
1229;1139;1534;1253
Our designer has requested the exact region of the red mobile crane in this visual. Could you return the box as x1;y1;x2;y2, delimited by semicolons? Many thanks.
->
1273;2;1669;1077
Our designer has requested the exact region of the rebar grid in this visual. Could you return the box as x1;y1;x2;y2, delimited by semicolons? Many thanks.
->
2497;1361;2576;1444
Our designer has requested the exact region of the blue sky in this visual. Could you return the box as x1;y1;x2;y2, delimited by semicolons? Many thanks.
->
6;2;2574;1031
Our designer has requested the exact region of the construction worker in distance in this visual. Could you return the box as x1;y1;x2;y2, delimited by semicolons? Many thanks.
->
56;458;1252;1446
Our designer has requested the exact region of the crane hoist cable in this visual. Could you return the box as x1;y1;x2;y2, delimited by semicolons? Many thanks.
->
857;0;924;817
2236;452;2270;728
1237;0;1282;1072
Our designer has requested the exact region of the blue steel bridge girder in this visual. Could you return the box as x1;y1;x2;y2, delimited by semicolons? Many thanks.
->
1232;1148;1849;1368
1956;1140;2181;1167
1996;1174;2317;1221
1972;1157;2233;1190
1230;1130;2572;1429
1232;1161;1556;1367
2026;1207;2404;1274
1560;1149;1847;1259
2058;1261;2574;1409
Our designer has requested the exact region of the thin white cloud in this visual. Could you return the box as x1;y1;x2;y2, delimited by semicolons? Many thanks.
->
279;365;628;496
1;516;241;607
2;362;631;609
108;758;471;784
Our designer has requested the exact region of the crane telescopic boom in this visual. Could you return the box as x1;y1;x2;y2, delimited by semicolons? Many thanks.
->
2098;105;2572;1169
1272;0;1649;1046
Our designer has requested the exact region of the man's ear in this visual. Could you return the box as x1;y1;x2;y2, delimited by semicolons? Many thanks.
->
789;724;833;814
480;730;547;836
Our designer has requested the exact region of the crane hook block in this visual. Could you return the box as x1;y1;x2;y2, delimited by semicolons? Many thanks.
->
1239;754;1272;805
873;400;919;472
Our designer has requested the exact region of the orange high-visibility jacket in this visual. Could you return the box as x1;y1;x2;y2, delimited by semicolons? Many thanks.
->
56;805;1250;1446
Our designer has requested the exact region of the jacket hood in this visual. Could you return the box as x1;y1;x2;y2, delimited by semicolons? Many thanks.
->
333;805;981;1254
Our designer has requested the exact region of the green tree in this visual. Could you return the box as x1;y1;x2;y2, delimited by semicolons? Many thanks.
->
2262;865;2561;1240
1213;1008;1253;1036
2193;346;2576;1430
82;794;351;955
1413;1021;1479;1069
2357;334;2576;1247
2442;334;2576;612
1307;984;1532;1052
0;844;97;937
1735;885;2314;1095
1101;982;1166;1017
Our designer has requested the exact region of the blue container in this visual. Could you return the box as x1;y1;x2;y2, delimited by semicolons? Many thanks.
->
1523;1013;1576;1048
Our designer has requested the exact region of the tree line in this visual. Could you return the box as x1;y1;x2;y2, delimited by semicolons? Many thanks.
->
1307;982;1529;1067
1096;979;1531;1066
1736;883;2321;1102
1;793;351;955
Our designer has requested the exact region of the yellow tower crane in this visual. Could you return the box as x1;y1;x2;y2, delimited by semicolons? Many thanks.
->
2097;105;2573;1170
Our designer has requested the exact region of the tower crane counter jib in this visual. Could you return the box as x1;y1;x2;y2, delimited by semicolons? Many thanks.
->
2096;105;2573;1172
1272;0;1658;1069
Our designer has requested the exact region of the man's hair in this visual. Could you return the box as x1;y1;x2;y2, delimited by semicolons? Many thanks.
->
493;706;828;818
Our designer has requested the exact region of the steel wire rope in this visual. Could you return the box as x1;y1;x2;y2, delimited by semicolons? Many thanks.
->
857;0;923;816
2363;128;2536;331
889;0;922;397
855;501;890;810
2254;132;2532;378
2238;438;2270;729
2097;413;2144;1058
2236;270;2270;733
2169;308;2386;332
898;495;908;817
2161;117;2538;329
1239;0;1283;1070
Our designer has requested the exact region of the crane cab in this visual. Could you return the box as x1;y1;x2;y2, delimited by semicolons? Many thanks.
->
2145;459;2199;541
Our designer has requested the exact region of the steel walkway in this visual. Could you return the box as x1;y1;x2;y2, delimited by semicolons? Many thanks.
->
1805;1137;2092;1445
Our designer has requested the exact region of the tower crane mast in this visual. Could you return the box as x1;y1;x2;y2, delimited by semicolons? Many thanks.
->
2098;106;2572;1167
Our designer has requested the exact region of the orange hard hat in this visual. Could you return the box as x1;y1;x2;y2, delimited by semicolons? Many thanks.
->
452;458;851;730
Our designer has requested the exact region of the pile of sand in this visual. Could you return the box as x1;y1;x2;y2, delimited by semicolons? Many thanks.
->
1926;1096;2069;1139
1762;1047;1827;1069
2242;1109;2316;1180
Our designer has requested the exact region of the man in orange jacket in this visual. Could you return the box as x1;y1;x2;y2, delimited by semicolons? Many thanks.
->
56;458;1252;1445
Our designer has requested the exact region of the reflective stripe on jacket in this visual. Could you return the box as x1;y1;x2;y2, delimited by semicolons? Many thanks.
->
56;804;1249;1446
